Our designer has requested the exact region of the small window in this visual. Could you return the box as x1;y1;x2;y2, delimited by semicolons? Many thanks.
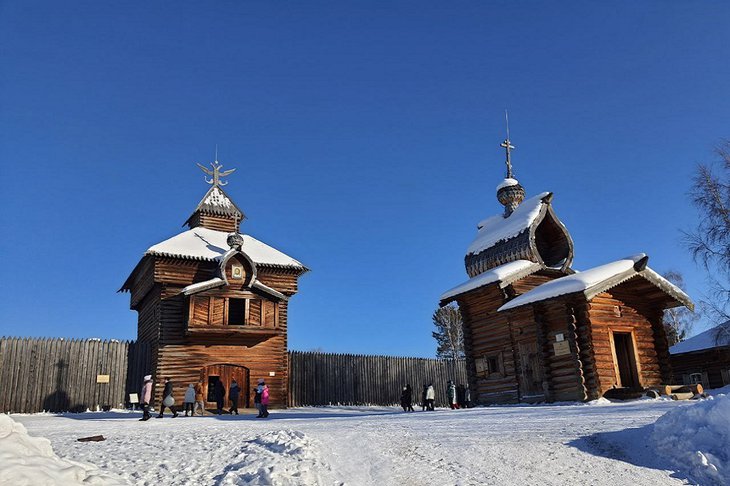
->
228;299;246;326
488;357;500;374
689;373;703;385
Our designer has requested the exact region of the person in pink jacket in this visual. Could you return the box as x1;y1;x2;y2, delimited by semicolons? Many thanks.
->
258;379;270;418
139;375;153;421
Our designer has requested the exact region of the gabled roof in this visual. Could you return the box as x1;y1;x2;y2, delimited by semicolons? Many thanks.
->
670;321;730;354
498;254;694;312
440;260;542;305
183;185;245;228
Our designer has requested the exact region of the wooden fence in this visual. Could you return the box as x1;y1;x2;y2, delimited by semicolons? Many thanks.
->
289;351;467;407
0;337;466;412
0;337;150;414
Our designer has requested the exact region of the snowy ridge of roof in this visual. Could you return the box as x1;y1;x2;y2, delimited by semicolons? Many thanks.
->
146;226;305;270
499;254;647;311
440;260;541;303
468;192;551;256
670;321;730;354
496;178;520;191
203;187;233;208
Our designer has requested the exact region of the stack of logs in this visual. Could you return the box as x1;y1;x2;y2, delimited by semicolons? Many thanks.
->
646;384;704;400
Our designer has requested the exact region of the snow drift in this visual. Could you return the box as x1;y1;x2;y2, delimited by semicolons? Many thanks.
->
651;393;730;485
0;414;124;485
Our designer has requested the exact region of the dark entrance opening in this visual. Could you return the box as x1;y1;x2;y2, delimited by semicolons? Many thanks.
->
201;364;251;410
613;332;640;389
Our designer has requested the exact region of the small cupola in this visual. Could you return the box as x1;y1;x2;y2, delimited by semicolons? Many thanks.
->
184;158;245;232
496;125;525;217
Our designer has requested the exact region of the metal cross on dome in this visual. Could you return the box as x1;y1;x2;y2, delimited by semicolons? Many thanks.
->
500;110;515;178
196;160;236;186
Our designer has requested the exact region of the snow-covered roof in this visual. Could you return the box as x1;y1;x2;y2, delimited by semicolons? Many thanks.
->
468;192;551;257
183;185;245;227
496;178;520;191
146;226;306;270
499;254;693;312
670;322;730;354
440;260;542;304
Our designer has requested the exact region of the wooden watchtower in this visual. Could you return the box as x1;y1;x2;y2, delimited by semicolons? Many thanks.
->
121;159;307;408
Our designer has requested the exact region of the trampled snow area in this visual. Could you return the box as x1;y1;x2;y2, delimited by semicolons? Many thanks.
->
5;398;726;485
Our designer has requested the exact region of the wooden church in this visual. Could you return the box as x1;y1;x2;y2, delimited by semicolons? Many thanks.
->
121;159;307;409
440;135;693;404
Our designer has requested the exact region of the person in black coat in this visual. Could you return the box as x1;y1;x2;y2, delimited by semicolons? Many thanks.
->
156;377;178;418
456;384;466;409
228;380;240;415
421;385;428;411
214;380;226;415
400;384;414;412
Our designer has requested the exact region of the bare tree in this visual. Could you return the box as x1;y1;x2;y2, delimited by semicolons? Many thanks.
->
432;304;465;359
661;270;697;346
683;140;730;344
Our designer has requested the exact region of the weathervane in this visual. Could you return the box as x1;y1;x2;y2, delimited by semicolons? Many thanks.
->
500;110;515;178
196;150;236;186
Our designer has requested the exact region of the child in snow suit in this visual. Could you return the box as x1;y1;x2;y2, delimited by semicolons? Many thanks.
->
257;379;270;418
194;382;205;416
139;375;153;421
183;384;195;416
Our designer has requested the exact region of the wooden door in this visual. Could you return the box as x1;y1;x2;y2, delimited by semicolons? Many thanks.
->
612;332;639;389
517;341;545;399
200;364;250;409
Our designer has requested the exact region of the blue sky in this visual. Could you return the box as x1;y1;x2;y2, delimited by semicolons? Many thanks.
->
1;2;728;356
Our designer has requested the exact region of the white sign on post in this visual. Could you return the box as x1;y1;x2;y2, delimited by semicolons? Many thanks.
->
129;393;139;404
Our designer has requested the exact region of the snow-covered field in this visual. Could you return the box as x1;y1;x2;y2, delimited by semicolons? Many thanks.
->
4;394;729;486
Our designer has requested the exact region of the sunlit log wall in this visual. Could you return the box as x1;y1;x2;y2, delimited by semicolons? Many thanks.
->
0;337;150;414
288;351;467;407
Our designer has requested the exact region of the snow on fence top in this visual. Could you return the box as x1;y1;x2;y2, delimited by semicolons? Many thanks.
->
670;321;730;354
467;191;550;257
146;226;305;269
499;254;648;311
440;260;541;303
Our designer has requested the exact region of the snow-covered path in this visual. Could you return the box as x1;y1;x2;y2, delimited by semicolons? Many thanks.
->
11;400;698;485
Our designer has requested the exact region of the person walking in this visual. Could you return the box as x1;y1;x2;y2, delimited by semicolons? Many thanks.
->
447;381;458;410
421;384;428;411
214;379;226;415
228;380;240;415
426;384;435;411
157;377;178;418
183;384;195;417
400;384;414;412
464;384;472;409
139;375;153;421
456;384;466;409
258;379;270;418
194;382;205;416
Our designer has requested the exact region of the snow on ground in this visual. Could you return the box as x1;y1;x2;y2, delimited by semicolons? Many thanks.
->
0;414;125;485
651;393;730;485
5;399;720;485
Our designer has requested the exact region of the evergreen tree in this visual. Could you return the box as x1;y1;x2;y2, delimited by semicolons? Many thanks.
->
432;304;465;359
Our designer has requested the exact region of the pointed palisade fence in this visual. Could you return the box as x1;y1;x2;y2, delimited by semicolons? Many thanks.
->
0;337;465;413
288;351;467;408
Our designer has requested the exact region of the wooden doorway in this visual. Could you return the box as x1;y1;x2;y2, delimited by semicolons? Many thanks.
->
517;341;545;400
611;332;640;389
200;364;250;409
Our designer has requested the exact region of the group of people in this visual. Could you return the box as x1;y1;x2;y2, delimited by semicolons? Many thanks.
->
398;381;470;412
138;375;270;420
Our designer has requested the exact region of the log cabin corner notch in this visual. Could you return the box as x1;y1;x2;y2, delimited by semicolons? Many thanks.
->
120;157;308;409
440;132;693;404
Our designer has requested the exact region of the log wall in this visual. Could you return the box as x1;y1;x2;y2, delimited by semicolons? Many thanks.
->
670;347;730;389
